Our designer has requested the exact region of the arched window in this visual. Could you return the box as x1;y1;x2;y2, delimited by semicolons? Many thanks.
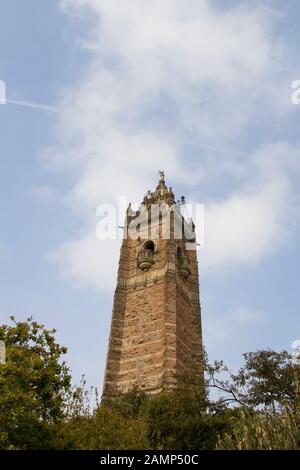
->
143;240;155;252
138;240;155;271
177;247;183;259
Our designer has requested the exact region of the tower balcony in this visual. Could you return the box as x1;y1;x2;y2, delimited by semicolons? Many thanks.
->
137;248;155;271
177;257;191;279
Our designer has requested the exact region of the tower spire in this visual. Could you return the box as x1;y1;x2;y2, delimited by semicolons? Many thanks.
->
142;170;175;206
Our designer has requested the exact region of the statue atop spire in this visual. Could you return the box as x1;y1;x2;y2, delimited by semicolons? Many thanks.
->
158;170;165;183
141;171;175;206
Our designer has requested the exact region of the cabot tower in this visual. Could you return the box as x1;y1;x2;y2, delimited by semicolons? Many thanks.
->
103;172;204;397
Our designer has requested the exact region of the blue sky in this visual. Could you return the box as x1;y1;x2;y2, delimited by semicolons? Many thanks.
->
0;0;300;391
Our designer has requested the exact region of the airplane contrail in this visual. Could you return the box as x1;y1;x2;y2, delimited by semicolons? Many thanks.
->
6;98;57;113
182;138;248;157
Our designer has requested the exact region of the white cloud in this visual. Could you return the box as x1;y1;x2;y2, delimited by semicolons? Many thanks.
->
49;232;120;292
202;142;300;270
43;1;298;291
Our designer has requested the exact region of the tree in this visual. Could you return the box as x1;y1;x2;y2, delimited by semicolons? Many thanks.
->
61;387;149;450
2;314;299;450
0;316;72;449
90;405;149;450
104;386;148;418
217;408;300;450
206;349;300;412
144;388;233;450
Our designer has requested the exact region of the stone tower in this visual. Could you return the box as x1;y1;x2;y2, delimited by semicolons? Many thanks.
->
103;172;204;397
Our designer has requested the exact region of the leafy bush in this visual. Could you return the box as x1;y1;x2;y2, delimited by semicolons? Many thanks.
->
217;408;300;450
1;316;300;450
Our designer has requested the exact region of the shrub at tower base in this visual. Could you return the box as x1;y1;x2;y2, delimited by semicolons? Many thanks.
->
1;316;300;450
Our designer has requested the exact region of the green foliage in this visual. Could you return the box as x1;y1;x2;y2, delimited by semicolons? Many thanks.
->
1;316;300;450
217;408;300;450
144;391;233;450
0;316;72;449
61;386;232;450
206;348;300;411
60;387;149;449
90;405;148;450
105;387;148;418
234;350;300;411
